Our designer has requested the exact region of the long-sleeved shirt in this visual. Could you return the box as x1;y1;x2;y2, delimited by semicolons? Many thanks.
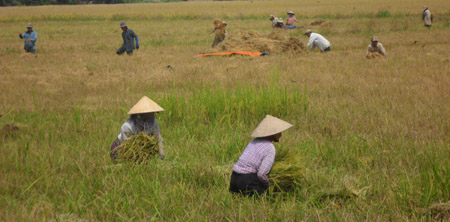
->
20;31;37;52
423;9;432;26
121;29;137;52
307;33;331;52
367;43;386;57
117;116;165;157
232;138;275;186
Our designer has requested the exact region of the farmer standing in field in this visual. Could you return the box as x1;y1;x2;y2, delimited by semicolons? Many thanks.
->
19;23;37;54
422;6;433;28
230;115;293;197
117;22;139;55
366;36;387;58
212;19;227;48
110;96;165;160
305;30;331;52
285;11;300;29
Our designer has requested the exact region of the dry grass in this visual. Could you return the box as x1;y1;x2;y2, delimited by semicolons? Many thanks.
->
0;0;449;221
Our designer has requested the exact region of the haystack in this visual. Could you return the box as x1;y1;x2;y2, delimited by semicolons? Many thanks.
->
366;52;384;59
212;29;305;54
269;146;305;191
114;132;159;163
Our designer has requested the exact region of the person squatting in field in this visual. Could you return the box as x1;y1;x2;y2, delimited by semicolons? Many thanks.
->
110;96;165;160
212;20;227;48
230;115;293;197
117;22;139;55
285;11;300;29
270;15;285;29
305;30;331;52
19;23;37;54
422;6;433;28
367;36;387;58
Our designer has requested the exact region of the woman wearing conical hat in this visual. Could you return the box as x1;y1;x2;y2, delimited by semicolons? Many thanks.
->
110;96;165;160
230;115;293;196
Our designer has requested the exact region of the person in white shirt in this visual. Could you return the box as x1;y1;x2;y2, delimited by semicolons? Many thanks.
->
305;30;331;52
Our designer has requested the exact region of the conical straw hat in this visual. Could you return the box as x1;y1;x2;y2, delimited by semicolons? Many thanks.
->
251;115;293;138
127;96;164;115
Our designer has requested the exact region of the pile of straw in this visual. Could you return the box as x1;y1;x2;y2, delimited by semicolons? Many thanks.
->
115;132;159;163
269;146;305;191
212;30;305;54
366;52;384;59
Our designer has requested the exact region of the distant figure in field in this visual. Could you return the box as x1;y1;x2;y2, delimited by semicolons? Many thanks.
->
117;22;139;55
366;36;387;59
19;23;37;54
110;96;165;161
270;15;285;29
422;6;433;28
285;11;300;29
212;19;227;48
230;115;293;197
305;30;331;52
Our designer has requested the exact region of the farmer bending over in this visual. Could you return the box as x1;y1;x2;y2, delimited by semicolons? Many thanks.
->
117;22;139;55
270;15;285;29
305;30;331;52
366;36;386;58
230;115;293;197
110;96;165;160
19;23;37;54
285;11;300;29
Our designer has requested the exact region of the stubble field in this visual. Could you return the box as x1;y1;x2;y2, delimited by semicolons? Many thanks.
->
0;0;449;221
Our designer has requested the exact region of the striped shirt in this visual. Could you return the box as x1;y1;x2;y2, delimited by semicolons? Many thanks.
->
232;138;276;186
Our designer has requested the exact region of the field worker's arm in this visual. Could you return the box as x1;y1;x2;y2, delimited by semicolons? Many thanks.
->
380;44;387;57
366;45;370;56
118;121;133;142
30;32;37;42
153;121;165;159
307;37;315;51
19;33;23;39
257;146;275;187
135;36;139;49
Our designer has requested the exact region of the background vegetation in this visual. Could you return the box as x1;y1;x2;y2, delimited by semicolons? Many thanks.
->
1;0;449;220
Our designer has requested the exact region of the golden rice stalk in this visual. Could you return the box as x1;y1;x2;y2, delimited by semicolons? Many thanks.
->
269;146;305;191
115;132;159;164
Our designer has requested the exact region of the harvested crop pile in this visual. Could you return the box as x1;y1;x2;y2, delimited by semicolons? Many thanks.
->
213;30;305;54
367;52;384;59
0;124;19;139
269;146;305;191
114;132;159;163
310;19;331;27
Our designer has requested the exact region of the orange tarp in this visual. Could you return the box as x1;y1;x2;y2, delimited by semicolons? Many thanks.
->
197;51;262;57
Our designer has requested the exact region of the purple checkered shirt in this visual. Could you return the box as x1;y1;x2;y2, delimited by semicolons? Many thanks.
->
232;138;276;186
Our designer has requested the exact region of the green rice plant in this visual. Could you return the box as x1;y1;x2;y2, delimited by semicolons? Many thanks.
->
269;146;305;192
376;10;391;18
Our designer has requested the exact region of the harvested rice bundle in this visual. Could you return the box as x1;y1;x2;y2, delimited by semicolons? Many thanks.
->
115;132;159;163
269;146;304;191
366;52;384;59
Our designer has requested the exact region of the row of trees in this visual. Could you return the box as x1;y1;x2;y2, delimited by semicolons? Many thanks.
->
1;0;186;6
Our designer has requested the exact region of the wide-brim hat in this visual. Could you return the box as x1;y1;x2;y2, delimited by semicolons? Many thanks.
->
251;115;293;138
120;22;127;28
287;11;295;15
128;96;164;115
26;23;33;28
371;36;378;41
304;30;312;35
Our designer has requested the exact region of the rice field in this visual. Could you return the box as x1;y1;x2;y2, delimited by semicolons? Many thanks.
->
0;0;449;220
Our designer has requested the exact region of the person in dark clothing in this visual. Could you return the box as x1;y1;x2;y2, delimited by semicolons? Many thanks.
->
117;22;139;55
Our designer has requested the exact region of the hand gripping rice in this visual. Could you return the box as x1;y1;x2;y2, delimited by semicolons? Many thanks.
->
269;146;305;191
115;132;159;163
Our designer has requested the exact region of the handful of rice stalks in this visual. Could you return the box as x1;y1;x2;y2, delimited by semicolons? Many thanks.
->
269;146;305;191
115;132;159;163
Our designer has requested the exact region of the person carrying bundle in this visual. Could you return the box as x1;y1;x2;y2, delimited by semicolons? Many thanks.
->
229;115;293;197
212;19;227;48
366;36;387;58
19;23;37;54
422;6;433;28
270;15;285;29
117;22;139;55
110;96;165;160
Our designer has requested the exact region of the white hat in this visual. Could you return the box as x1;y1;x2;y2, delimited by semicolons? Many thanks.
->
127;96;164;115
287;11;295;15
371;36;379;41
251;115;293;138
26;23;33;28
